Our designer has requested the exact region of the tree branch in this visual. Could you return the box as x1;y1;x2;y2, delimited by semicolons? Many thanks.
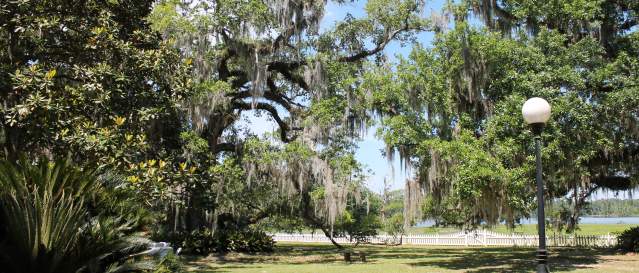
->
492;4;517;23
230;79;305;110
232;101;299;143
338;25;421;62
267;61;309;90
218;50;232;81
213;142;237;153
592;175;633;191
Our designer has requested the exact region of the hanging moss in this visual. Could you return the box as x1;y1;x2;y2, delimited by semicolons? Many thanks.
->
243;150;354;231
403;178;423;228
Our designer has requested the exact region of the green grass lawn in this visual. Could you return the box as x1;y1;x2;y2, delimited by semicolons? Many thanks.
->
185;243;639;273
407;224;636;235
490;224;634;235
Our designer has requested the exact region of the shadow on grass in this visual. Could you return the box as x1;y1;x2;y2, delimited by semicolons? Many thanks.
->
184;244;615;272
182;255;267;273
364;247;469;260
409;247;611;273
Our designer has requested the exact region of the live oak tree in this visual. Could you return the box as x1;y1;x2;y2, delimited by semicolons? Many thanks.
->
147;0;432;240
148;0;429;153
368;0;638;231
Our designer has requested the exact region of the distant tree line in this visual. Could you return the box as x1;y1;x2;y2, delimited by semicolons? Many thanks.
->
583;199;639;217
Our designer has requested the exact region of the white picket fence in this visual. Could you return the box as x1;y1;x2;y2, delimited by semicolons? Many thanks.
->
272;230;617;247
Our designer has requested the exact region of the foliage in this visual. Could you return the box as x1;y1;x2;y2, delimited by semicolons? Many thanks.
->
385;214;406;239
221;229;276;253
379;188;406;240
0;0;199;244
142;0;433;246
159;228;275;255
1;0;433;253
616;226;639;252
367;0;639;230
0;0;191;163
0;157;148;273
417;131;532;227
238;136;373;248
546;199;573;233
159;229;217;255
332;190;383;244
0;0;285;255
4;0;636;259
152;252;184;273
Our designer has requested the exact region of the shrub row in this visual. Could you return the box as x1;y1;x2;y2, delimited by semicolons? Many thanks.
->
160;228;275;255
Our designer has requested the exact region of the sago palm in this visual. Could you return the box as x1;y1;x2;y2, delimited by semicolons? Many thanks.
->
0;158;149;273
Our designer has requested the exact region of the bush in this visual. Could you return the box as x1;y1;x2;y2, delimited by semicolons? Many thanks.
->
220;229;275;253
176;229;218;255
617;226;639;252
153;252;184;273
0;157;150;273
159;228;275;255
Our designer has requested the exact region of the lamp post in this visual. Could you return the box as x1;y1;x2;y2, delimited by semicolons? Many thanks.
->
522;97;551;273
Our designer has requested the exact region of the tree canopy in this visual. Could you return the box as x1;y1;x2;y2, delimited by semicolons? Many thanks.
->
142;0;432;238
369;0;638;230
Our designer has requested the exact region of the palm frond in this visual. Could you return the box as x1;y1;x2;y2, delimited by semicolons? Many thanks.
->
0;157;158;273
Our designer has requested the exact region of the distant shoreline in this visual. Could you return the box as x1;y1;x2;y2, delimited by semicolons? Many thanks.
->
416;216;639;227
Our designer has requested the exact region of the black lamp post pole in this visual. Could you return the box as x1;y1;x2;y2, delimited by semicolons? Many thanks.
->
533;124;548;273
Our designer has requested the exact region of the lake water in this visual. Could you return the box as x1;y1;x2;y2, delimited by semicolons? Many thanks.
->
416;217;639;227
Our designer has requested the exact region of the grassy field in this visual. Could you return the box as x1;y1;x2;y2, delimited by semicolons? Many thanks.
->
490;224;634;235
185;243;639;273
407;224;636;235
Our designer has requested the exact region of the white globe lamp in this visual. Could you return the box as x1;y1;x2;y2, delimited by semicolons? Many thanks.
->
522;97;551;135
